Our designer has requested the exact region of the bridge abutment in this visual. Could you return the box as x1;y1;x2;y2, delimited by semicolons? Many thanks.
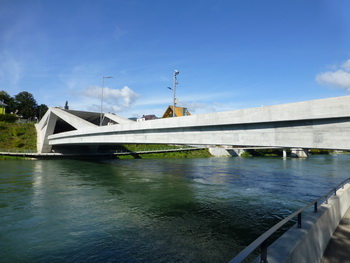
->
208;147;247;157
291;148;309;158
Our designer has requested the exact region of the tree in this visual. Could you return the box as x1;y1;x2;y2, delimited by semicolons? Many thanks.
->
36;104;49;121
15;91;38;119
0;90;16;114
64;101;69;110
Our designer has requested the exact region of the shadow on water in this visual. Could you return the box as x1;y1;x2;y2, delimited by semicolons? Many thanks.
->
1;155;349;262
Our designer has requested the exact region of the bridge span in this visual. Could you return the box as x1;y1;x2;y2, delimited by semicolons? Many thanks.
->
36;95;350;154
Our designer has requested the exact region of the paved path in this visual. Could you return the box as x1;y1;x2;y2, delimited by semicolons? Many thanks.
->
321;207;350;263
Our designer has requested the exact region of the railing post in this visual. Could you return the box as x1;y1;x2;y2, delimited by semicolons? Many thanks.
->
334;188;337;196
297;213;302;228
314;202;317;213
260;240;268;263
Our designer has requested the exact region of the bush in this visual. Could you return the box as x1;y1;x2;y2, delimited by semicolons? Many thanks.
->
0;114;18;123
240;151;253;157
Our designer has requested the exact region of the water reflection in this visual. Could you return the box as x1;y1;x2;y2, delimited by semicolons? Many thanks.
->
1;155;350;263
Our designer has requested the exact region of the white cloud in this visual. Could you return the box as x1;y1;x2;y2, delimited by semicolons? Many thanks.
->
341;59;350;71
316;59;350;91
180;101;216;113
81;85;140;113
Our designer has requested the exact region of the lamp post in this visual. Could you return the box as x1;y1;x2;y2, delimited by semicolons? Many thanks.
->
173;70;179;117
100;75;113;126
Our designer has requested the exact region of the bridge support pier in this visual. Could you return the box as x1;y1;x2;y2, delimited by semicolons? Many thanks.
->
231;148;246;157
290;148;309;158
208;147;246;157
208;147;232;157
283;149;287;158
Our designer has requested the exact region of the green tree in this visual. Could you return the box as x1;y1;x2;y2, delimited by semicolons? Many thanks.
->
36;104;48;121
0;90;17;113
15;91;38;119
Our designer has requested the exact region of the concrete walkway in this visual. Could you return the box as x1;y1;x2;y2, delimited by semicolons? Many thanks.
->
321;207;350;263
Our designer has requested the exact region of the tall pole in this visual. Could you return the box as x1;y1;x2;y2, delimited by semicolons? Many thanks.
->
173;70;179;117
100;75;113;126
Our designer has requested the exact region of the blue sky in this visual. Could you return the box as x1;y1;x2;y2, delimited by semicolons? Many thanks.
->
1;0;349;118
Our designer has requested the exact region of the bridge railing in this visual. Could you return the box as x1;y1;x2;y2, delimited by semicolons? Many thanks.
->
229;177;350;263
0;149;37;154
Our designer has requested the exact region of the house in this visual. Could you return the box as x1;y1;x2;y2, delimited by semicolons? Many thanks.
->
0;100;7;114
136;114;158;122
142;114;157;120
162;106;191;118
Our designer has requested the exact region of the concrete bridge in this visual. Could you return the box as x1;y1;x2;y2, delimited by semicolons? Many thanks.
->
36;95;350;154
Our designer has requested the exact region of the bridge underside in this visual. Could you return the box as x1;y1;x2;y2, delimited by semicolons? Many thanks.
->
36;96;350;154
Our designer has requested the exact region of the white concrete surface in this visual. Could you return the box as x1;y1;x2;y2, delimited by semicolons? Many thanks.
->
208;147;232;157
36;95;350;153
290;148;309;158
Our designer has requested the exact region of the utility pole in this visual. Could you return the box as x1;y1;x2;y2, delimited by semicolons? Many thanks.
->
100;75;113;126
173;70;179;117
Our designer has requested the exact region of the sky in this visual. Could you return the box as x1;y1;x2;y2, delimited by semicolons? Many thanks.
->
1;0;350;118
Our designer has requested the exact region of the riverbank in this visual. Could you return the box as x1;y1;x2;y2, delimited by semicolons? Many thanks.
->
0;122;36;152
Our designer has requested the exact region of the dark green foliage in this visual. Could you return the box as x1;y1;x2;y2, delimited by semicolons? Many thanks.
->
15;91;38;119
108;144;211;159
240;151;253;157
0;90;48;121
309;149;331;154
245;149;284;157
0;114;18;123
254;149;283;157
0;90;16;113
36;104;48;120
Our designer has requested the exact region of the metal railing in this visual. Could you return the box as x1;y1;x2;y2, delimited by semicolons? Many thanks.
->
0;149;37;154
229;177;350;263
109;147;205;155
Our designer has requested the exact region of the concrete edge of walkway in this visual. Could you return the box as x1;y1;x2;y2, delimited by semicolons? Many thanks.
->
253;183;350;263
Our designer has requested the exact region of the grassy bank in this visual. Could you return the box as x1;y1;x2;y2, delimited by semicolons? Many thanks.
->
117;147;211;159
0;122;37;152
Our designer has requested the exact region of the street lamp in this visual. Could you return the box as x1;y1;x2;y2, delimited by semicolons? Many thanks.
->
172;70;179;117
100;75;113;126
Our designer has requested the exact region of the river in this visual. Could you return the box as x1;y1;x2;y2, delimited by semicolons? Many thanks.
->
1;155;349;262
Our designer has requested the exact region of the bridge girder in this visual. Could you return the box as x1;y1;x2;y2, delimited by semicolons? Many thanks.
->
37;96;350;153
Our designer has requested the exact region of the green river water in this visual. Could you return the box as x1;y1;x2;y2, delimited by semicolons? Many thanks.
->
1;155;349;262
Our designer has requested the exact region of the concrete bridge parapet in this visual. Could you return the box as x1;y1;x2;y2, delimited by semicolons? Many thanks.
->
255;183;350;263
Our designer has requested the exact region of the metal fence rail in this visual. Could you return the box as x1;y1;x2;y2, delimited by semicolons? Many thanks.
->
0;147;205;158
229;177;350;263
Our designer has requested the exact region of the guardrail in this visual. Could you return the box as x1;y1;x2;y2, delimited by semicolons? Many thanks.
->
229;177;350;263
110;147;205;155
0;147;205;157
0;149;37;153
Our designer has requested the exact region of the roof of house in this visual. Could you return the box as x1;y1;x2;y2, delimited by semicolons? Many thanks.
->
162;106;191;118
0;101;7;107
